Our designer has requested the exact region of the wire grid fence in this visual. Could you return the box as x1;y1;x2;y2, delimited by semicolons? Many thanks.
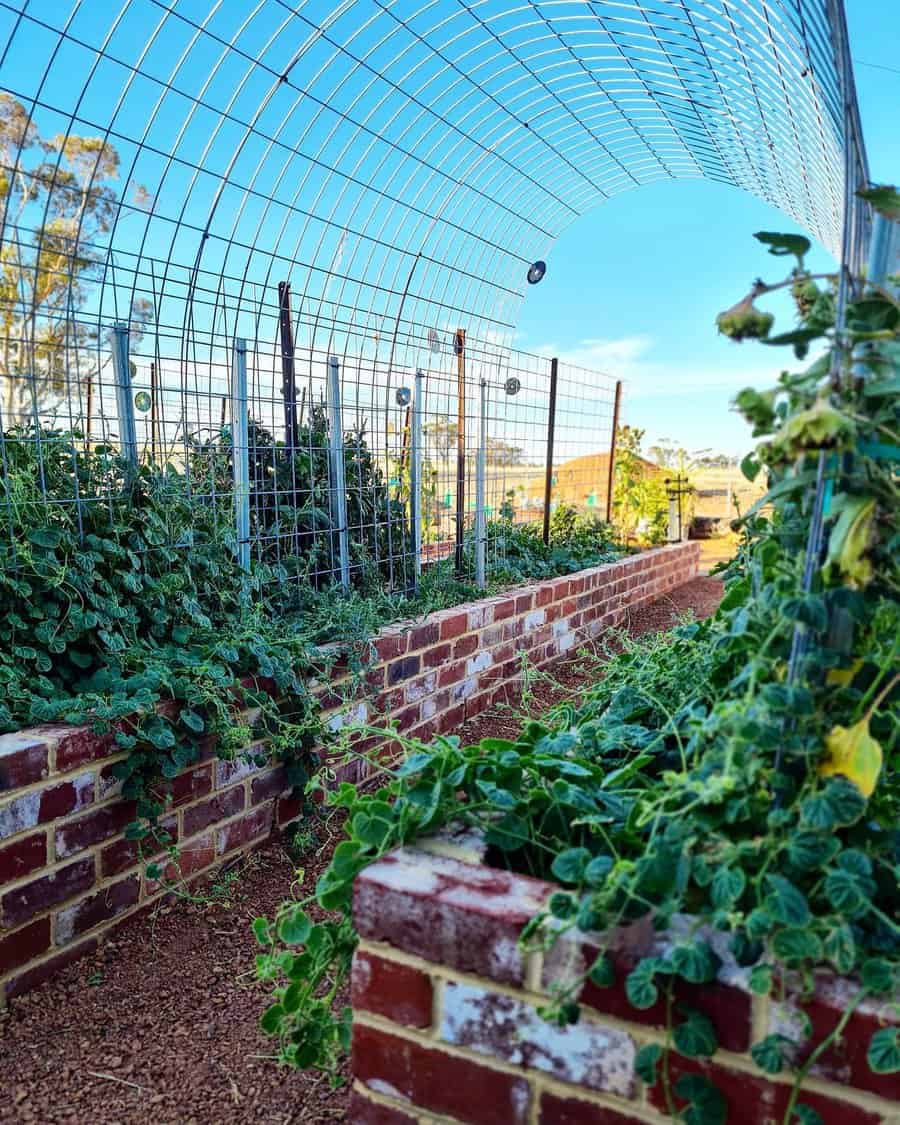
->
0;0;870;598
0;290;620;592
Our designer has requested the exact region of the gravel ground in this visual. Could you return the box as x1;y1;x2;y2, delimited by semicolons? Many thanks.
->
0;576;722;1125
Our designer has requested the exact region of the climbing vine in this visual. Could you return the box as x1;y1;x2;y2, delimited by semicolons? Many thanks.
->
256;196;900;1121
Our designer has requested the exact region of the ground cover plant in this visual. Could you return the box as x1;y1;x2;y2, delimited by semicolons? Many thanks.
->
0;404;619;862
256;203;900;1123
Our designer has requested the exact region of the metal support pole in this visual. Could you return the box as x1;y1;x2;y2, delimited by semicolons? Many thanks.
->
111;322;137;468
149;361;159;465
605;380;622;523
327;354;350;591
277;281;299;451
542;357;558;545
454;328;466;575
411;369;423;588
475;377;487;588
230;338;250;572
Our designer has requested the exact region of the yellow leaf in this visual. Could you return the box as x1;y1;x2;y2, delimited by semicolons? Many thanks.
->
826;659;864;688
818;718;883;798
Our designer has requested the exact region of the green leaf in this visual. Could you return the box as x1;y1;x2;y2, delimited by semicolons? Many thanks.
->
751;1034;793;1075
749;964;773;996
792;1107;824;1125
259;1003;284;1035
672;942;720;984
823;869;868;918
711;866;746;909
823;923;856;975
674;1074;726;1125
740;453;761;482
861;958;895;995
764;875;810;926
584;854;614;887
634;1043;662;1085
252;917;272;946
548;892;578;920
485;813;530;852
787;831;839;871
754;230;811;262
858;184;900;220
551;847;591;885
823;778;867;826
277;907;312;946
27;527;63;550
625;961;659;1010
868;1028;900;1074
673;1009;717;1058
771;927;823;965
588;954;615;988
179;708;205;733
475;780;517;810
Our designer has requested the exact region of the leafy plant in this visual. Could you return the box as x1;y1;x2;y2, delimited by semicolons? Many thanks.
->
256;214;900;1122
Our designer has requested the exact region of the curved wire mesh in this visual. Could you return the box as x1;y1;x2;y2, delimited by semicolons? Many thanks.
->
0;0;869;587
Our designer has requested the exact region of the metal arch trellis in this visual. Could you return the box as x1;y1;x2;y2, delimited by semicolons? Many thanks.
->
0;0;871;592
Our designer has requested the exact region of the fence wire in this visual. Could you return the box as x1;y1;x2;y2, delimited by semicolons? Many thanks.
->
0;0;869;595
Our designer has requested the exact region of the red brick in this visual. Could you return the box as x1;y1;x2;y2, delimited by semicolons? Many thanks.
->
55;801;137;859
0;916;51;974
40;775;95;823
167;763;213;807
277;794;304;826
535;585;554;607
438;661;466;690
647;1056;882;1125
408;622;439;652
515;593;533;613
348;1090;417;1125
182;787;245;837
0;833;47;886
391;704;420;733
439;611;469;641
436;703;466;732
48;724;116;771
55;874;140;944
452;633;479;660
540;1092;645;1125
353;1024;531;1125
216;804;272;855
421;643;452;669
791;986;900;1101
354;849;549;986
492;597;516;622
0;733;49;788
5;935;99;1000
146;833;214;893
1;856;95;927
375;632;407;662
99;816;177;878
352;951;433;1028
250;766;288;805
576;948;752;1052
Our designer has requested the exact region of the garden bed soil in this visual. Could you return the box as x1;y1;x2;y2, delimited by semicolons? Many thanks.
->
0;577;722;1125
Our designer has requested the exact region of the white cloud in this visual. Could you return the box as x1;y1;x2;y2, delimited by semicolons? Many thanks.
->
530;334;779;398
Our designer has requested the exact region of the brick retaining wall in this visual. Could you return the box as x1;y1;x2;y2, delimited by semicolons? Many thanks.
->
349;841;900;1125
0;542;700;1005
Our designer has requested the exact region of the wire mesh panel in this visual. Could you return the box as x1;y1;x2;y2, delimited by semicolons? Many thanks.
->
0;0;869;596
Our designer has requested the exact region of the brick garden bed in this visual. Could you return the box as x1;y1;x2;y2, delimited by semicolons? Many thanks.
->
349;841;900;1125
0;543;699;1006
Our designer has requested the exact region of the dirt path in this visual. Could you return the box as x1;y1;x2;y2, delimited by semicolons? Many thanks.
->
0;577;722;1125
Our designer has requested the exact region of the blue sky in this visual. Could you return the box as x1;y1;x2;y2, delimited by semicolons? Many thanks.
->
515;1;899;459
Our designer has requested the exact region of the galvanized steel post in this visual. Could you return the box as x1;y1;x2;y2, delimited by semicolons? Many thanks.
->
230;337;250;572
475;376;487;588
111;323;137;468
411;369;424;588
327;355;350;591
